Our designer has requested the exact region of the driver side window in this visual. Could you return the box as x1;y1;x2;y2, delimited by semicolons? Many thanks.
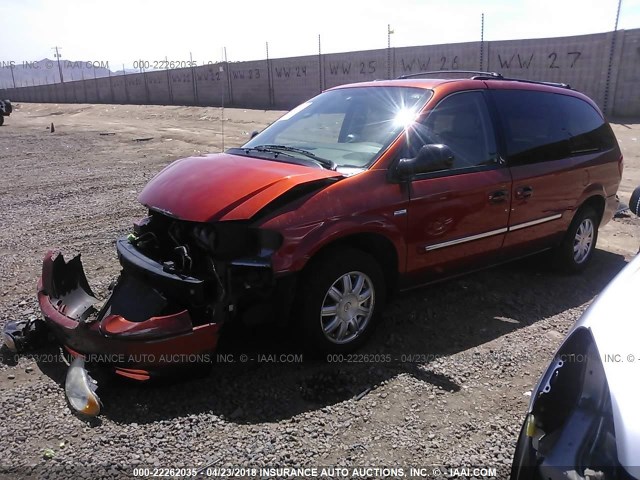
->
405;91;498;171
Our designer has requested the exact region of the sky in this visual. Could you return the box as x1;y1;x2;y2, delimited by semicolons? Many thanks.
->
1;0;639;69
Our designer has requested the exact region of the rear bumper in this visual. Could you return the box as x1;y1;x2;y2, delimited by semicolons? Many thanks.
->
601;194;619;227
37;250;221;378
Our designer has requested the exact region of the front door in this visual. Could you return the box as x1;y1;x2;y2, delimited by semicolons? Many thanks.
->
403;90;512;284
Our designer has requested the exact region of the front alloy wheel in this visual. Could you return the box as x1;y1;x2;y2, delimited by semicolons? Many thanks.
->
300;247;385;353
321;271;375;344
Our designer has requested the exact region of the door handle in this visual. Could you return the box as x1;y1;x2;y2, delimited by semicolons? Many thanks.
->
516;186;533;199
489;190;508;203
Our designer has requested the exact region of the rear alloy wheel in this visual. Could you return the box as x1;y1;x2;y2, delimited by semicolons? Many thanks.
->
300;248;385;353
573;217;595;264
555;206;599;273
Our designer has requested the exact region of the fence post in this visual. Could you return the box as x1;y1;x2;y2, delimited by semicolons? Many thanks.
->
143;71;150;104
266;42;274;107
166;68;174;105
123;72;129;104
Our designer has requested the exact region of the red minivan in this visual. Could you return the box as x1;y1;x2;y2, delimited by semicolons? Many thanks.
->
6;72;622;413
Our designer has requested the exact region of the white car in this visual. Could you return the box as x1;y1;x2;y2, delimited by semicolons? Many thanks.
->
511;244;640;478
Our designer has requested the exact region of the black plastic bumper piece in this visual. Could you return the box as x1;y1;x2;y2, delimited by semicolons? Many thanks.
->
116;238;207;304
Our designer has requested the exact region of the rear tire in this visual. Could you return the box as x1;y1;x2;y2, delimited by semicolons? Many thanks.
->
299;247;385;354
554;206;599;273
0;115;4;126
630;186;640;217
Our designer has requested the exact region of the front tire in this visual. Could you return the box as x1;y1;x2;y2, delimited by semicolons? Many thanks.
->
299;247;385;354
554;206;599;273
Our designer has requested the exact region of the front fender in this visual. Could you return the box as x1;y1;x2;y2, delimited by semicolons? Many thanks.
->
257;169;409;275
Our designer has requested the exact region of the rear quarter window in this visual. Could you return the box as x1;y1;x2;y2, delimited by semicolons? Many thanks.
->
556;94;616;154
491;90;616;165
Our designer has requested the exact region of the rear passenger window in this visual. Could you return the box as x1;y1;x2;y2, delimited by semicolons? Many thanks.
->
492;90;615;165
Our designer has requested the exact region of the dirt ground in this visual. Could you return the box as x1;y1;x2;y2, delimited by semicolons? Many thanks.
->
0;103;638;479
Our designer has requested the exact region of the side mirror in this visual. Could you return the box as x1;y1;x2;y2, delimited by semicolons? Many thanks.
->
250;130;260;139
395;144;454;180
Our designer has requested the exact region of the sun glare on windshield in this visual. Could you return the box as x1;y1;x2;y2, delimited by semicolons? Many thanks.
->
393;107;419;128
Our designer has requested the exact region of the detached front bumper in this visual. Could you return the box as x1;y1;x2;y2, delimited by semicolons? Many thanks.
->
36;250;221;380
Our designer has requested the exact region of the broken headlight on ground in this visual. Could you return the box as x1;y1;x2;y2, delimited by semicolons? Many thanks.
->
65;356;101;417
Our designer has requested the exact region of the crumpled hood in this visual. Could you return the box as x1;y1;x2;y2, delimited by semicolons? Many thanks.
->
138;153;342;222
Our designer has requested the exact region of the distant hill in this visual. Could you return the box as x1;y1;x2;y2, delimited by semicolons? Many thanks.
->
0;58;116;88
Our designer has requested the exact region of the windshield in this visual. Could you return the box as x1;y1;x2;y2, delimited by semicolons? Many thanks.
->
241;86;432;170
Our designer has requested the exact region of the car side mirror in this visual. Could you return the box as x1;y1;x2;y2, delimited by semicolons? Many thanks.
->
395;144;454;180
250;130;260;139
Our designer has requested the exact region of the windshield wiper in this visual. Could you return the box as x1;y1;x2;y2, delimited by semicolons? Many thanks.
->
250;144;336;170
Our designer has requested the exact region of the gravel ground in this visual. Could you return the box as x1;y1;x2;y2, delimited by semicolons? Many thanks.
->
0;104;639;480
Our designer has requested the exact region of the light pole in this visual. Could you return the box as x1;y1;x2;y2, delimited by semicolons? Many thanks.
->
387;24;394;79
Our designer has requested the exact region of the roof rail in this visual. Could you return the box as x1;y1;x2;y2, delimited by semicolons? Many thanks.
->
495;76;572;89
397;70;503;79
396;70;571;89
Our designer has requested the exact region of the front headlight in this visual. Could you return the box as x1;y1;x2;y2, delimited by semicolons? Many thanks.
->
65;357;101;417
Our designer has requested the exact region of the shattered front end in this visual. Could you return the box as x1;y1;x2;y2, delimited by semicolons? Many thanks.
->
36;249;221;380
32;211;285;381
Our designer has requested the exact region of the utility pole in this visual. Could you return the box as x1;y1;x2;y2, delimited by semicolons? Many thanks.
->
53;46;64;83
10;64;16;88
